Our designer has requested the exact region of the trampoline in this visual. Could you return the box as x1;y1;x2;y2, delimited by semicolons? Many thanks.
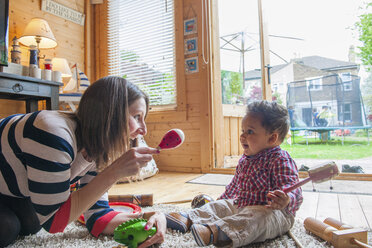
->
286;74;371;145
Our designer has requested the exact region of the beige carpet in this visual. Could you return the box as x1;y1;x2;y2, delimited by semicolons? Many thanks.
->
7;204;338;248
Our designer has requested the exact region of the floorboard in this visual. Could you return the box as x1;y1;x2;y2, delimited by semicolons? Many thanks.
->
358;195;372;229
338;194;369;229
296;191;318;219
316;193;340;221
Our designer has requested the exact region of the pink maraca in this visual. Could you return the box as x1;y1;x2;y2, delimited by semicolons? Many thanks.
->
157;129;185;150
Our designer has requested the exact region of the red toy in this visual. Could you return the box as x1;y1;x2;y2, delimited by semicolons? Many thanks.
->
78;202;141;225
157;129;185;150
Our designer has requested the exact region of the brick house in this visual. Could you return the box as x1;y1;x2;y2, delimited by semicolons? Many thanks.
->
244;55;365;127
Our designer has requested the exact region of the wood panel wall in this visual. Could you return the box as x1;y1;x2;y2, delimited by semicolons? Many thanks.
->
0;0;85;118
223;104;245;157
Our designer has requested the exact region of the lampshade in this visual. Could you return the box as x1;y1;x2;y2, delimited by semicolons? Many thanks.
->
52;58;72;77
18;18;57;49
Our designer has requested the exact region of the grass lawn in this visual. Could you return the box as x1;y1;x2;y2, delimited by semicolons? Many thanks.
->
281;135;372;160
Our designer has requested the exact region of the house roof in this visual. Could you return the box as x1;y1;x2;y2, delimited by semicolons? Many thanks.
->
292;55;358;71
244;55;359;80
244;63;288;80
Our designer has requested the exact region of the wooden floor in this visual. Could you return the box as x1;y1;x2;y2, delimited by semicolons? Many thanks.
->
109;172;372;230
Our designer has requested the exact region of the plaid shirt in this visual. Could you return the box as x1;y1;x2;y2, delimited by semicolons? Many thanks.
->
219;146;303;216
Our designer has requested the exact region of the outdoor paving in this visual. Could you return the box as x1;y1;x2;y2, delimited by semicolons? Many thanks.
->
294;156;372;174
301;179;372;195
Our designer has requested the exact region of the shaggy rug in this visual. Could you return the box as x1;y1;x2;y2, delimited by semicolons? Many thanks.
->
7;204;337;248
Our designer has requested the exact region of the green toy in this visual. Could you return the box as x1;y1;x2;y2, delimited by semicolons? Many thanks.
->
114;218;157;248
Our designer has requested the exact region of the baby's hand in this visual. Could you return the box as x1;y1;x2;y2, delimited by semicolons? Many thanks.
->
265;190;290;210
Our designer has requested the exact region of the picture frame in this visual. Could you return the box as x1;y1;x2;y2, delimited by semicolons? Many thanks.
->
184;37;198;55
185;56;198;74
184;17;197;36
0;0;9;66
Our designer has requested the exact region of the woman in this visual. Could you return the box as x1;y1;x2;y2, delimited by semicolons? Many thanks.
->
0;76;166;247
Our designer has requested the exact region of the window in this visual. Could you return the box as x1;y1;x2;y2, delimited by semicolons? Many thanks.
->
340;73;353;91
343;82;353;91
272;83;278;92
218;0;262;105
342;103;352;121
107;0;176;106
340;73;352;82
306;77;323;91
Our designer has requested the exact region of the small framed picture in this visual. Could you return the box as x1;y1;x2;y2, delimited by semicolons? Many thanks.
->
184;17;197;35
184;37;198;55
185;56;198;74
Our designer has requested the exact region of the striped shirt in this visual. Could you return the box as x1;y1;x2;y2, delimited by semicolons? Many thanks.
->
0;111;118;236
219;146;303;216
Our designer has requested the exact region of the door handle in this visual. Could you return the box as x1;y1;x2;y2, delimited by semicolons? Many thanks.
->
12;83;23;92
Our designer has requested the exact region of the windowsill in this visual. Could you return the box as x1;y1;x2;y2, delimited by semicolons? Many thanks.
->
299;171;372;181
149;104;177;112
222;104;246;117
147;105;186;123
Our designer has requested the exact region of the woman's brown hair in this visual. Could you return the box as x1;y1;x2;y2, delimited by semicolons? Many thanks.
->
74;76;149;170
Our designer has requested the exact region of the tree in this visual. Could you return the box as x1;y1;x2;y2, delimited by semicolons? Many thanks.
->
362;72;372;114
249;85;262;101
355;2;372;71
247;86;282;104
121;50;140;63
272;91;283;105
356;2;372;116
221;70;243;104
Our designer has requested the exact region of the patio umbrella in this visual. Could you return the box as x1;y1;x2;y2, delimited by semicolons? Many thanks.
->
220;31;304;90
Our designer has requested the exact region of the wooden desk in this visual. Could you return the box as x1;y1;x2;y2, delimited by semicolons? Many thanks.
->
0;72;62;112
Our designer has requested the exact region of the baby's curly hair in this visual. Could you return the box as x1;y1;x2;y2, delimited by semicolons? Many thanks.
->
246;100;290;142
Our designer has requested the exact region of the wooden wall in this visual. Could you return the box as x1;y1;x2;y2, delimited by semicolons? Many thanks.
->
1;0;85;118
223;105;245;158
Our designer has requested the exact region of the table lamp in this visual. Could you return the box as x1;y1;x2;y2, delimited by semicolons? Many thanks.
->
52;58;72;77
52;58;72;91
18;18;58;67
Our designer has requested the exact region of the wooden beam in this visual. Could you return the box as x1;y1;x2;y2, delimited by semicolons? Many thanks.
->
210;0;225;168
174;0;187;113
94;2;108;79
257;0;272;101
84;0;94;82
299;171;372;181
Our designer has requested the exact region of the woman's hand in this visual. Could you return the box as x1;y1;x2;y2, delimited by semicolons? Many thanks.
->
265;190;290;210
111;147;159;179
137;211;166;248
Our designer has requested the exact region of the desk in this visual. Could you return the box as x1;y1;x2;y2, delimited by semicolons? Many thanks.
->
0;72;62;112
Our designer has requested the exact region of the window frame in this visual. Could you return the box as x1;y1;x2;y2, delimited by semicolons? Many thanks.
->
209;0;272;172
340;73;353;91
306;77;323;91
94;0;186;123
147;0;186;121
343;81;353;91
342;103;352;121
